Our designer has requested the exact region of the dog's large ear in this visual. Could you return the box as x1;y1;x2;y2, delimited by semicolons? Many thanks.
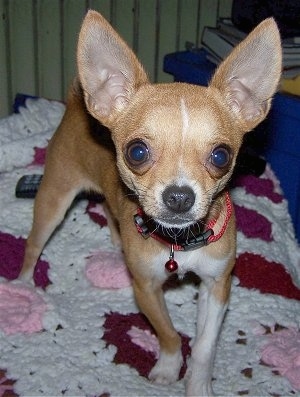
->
210;18;282;131
77;10;149;126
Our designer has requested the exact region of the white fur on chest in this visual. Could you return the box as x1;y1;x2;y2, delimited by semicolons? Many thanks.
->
150;246;231;282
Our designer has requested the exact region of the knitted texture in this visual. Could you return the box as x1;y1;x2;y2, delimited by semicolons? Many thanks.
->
0;97;299;396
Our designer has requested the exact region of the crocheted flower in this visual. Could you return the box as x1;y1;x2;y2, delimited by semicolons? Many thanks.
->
261;327;300;390
0;283;47;335
31;146;46;165
234;253;300;299
234;205;272;241
103;312;191;379
233;173;283;203
85;250;131;289
0;231;50;289
127;326;160;359
86;203;107;227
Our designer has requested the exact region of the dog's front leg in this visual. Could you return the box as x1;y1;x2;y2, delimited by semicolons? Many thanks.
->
132;278;183;385
186;275;231;396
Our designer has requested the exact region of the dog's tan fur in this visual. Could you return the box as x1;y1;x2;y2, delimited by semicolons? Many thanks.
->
21;11;281;395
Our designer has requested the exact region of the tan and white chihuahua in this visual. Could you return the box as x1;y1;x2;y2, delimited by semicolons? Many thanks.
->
21;11;281;396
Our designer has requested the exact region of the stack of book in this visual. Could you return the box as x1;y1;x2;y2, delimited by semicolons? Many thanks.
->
201;18;300;78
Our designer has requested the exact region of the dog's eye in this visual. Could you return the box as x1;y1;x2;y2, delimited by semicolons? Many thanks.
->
125;140;150;166
210;145;231;169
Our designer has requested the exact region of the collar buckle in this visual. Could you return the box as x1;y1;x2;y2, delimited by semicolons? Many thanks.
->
134;214;150;238
181;229;214;251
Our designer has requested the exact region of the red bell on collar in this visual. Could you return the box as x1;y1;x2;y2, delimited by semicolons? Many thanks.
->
165;245;178;273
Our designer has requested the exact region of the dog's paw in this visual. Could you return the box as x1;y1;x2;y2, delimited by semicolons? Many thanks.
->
186;381;214;397
149;350;182;385
185;364;214;396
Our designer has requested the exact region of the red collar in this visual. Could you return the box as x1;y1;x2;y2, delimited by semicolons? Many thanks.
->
134;191;232;252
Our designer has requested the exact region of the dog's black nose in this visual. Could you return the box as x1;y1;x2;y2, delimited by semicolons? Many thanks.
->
162;185;195;213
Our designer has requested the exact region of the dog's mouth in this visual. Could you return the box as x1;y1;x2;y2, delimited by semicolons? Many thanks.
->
154;200;211;229
134;209;211;249
155;215;200;230
145;210;207;235
156;220;206;239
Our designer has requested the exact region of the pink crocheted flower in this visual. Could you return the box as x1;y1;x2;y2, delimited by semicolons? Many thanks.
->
261;328;300;390
127;326;160;359
0;283;47;335
85;250;131;289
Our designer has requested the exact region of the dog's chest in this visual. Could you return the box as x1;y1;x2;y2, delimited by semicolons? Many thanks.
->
151;247;230;281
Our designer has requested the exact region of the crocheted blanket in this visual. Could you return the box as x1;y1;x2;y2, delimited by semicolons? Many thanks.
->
0;98;300;397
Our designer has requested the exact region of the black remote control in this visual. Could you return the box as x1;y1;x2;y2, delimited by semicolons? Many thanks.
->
15;174;43;198
15;174;105;202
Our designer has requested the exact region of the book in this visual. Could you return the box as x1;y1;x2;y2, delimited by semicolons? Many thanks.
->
217;18;246;41
201;21;300;75
218;18;300;51
202;25;300;59
201;27;236;61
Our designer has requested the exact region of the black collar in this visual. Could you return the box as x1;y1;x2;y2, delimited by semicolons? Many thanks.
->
134;209;214;251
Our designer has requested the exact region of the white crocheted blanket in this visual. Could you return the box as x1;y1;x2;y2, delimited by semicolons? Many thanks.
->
0;98;300;397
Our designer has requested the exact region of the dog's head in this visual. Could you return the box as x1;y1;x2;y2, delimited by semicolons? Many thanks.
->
77;11;281;228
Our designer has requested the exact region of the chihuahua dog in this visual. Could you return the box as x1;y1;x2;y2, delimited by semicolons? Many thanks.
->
21;11;281;396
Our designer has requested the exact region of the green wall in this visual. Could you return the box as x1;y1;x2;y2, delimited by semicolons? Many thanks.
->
0;0;232;117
